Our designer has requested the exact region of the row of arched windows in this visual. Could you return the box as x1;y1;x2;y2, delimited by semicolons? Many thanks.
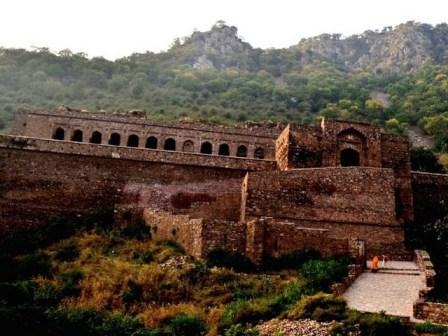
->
51;127;265;159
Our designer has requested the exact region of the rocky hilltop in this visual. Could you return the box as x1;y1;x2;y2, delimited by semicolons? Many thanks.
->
169;21;448;74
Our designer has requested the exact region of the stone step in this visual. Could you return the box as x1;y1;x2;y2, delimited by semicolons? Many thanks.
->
364;270;421;276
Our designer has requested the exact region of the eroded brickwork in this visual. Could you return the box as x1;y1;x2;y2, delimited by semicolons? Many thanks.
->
3;108;448;264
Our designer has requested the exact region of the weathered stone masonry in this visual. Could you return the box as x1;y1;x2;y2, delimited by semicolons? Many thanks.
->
2;107;448;264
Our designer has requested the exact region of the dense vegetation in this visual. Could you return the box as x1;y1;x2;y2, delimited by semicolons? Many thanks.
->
0;211;415;336
1;22;448;160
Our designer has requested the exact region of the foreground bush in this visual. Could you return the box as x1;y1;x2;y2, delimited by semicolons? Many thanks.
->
166;314;208;336
287;293;347;322
263;249;321;270
300;257;349;291
224;324;260;336
206;248;255;272
415;321;448;334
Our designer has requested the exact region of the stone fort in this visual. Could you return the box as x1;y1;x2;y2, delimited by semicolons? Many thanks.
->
1;106;448;263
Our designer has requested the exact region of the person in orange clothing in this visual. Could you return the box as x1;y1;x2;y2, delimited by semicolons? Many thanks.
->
371;256;379;273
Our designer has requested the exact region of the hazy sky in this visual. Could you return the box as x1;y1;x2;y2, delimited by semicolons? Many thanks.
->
1;0;447;60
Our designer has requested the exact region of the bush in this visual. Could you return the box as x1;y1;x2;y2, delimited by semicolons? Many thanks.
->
59;269;84;296
300;258;349;291
224;324;260;336
99;312;147;336
55;240;80;261
287;293;347;322
120;221;151;241
15;252;52;280
263;249;321;270
158;240;185;254
121;279;143;305
166;314;208;336
206;248;255;272
415;322;448;334
357;312;409;336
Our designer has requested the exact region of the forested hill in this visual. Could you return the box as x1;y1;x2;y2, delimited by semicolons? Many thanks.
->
1;21;448;153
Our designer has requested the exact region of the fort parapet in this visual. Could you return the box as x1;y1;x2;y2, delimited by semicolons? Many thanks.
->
1;107;448;263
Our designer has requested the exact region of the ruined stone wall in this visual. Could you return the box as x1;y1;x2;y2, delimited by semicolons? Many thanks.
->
142;210;204;259
1;135;277;172
142;210;246;259
382;133;414;224
275;125;290;170
320;119;382;168
287;124;323;169
116;179;243;222
412;171;448;225
0;140;255;235
15;109;279;159
245;167;397;226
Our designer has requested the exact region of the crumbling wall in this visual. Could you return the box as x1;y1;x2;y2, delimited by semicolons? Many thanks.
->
412;171;448;226
245;167;397;225
142;210;246;259
382;133;414;224
15;109;280;159
0;139;253;235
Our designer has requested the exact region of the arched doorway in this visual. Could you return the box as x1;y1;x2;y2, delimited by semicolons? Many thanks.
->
52;127;65;140
71;129;83;142
90;131;102;144
340;148;360;167
164;138;176;151
218;144;230;156
127;134;139;147
109;133;121;146
236;145;247;157
146;136;158;149
200;142;212;154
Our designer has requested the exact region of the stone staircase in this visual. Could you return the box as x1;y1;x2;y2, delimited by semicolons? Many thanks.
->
343;261;426;318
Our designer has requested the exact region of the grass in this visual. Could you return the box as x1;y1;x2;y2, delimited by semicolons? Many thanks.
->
0;211;409;336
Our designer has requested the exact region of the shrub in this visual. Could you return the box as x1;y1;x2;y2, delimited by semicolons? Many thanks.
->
415;322;448;334
140;250;155;263
166;314;208;336
0;280;37;305
121;279;143;304
357;312;409;336
224;324;260;336
59;268;84;296
15;252;52;280
55;240;80;261
158;240;185;254
263;249;321;270
206;248;255;272
287;293;347;322
300;258;349;291
120;221;151;241
99;312;147;336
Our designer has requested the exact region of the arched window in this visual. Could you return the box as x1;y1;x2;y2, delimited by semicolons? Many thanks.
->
200;141;213;154
109;133;121;146
52;127;65;140
236;145;247;157
71;129;83;142
164;138;176;151
340;148;360;167
146;136;158;149
218;143;230;156
254;147;265;159
127;134;139;147
90;131;102;144
182;140;194;152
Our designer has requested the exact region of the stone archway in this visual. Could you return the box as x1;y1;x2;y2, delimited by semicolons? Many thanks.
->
340;148;360;166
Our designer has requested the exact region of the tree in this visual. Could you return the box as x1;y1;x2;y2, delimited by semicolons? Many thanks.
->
410;147;445;173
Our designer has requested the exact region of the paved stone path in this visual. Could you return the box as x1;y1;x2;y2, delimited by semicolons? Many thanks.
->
343;261;426;317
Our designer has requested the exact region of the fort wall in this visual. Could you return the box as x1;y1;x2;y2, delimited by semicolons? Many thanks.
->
0;136;264;235
412;171;448;225
244;167;397;225
14;109;280;159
